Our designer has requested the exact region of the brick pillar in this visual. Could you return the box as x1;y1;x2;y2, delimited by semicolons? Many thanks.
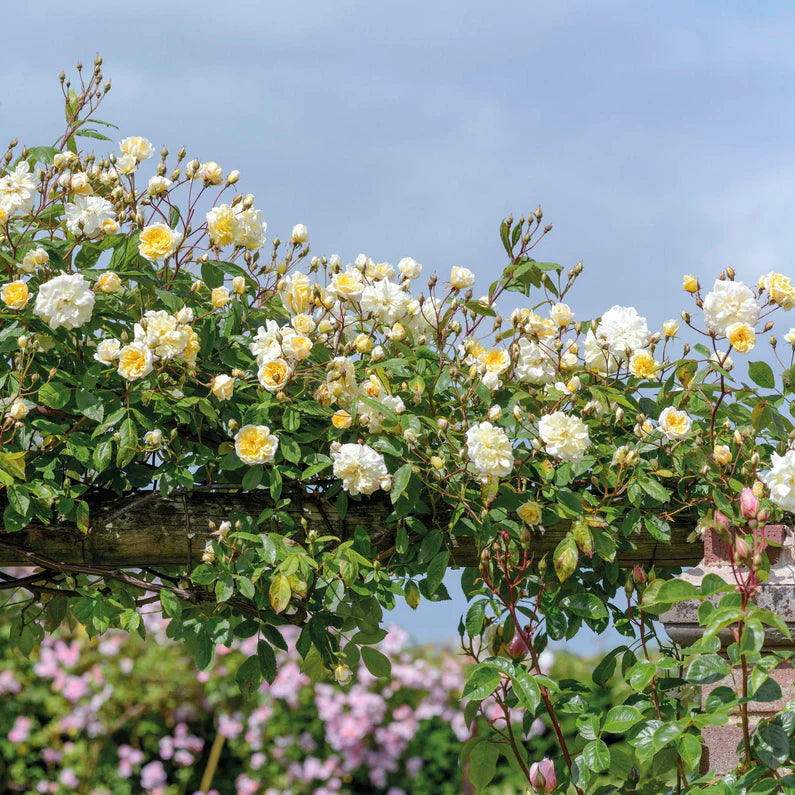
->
661;525;795;774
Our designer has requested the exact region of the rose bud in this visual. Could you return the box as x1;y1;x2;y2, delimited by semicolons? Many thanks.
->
529;758;556;792
740;487;759;520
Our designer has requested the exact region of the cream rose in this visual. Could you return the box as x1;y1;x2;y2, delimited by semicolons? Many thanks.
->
235;424;279;465
658;406;692;441
117;341;154;380
139;223;182;261
1;280;29;310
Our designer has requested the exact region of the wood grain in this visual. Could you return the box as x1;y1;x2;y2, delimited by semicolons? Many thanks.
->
0;489;701;569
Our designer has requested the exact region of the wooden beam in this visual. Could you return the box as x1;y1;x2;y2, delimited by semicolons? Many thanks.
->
0;489;701;569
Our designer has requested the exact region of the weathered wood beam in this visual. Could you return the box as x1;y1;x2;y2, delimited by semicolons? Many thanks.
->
0;489;701;569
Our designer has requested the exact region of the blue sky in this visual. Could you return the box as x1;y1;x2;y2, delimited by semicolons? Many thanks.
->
5;1;795;644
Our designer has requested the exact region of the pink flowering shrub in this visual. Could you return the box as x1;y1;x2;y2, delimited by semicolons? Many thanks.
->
0;617;543;793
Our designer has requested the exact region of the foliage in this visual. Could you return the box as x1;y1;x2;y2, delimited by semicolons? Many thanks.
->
2;58;795;791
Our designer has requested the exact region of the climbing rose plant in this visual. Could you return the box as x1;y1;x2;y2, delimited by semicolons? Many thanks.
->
2;59;795;792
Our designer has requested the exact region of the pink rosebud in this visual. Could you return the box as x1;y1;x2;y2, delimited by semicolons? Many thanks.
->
735;535;752;562
740;488;759;521
633;565;646;586
508;630;530;659
529;757;556;792
714;511;729;531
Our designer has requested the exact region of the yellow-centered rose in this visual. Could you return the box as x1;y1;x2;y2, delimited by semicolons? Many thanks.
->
332;409;353;429
258;358;291;392
97;272;122;293
726;321;755;353
234;424;279;465
139;223;182;261
117;342;154;380
1;280;29;310
517;501;543;525
629;349;659;379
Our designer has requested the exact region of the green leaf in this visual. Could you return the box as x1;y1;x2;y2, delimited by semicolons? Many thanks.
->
638;477;672;503
677;733;703;771
38;381;70;409
628;659;656;691
390;463;412;503
582;739;611;772
686;653;730;684
752;723;790;768
7;484;30;517
76;388;104;422
241;465;263;490
556;488;584;516
257;639;277;683
592;647;626;687
236;655;262;698
425;550;449;595
116;417;137;467
361;646;392;678
191;563;217;585
92;439;113;473
215;576;234;603
465;601;488;637
469;740;499;789
280;437;301;464
462;665;502;701
641;578;700;613
511;667;540;712
561;593;608;621
603;705;643;733
749;361;775;390
160;589;182;618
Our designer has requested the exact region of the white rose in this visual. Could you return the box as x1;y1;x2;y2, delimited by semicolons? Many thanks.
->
465;421;514;478
196;161;224;185
582;328;616;374
64;195;117;238
0;161;37;216
94;338;121;364
235;424;279;465
7;400;28;420
762;450;795;512
147;176;172;196
291;223;309;244
235;207;267;250
398;257;422;280
33;273;95;330
20;247;49;273
119;136;155;161
211;374;235;400
595;305;650;359
450;266;475;289
515;338;556;385
360;279;410;324
658;406;692;441
143;429;164;448
331;442;389;496
538;411;590;463
759;271;795;310
702;279;760;334
549;302;573;326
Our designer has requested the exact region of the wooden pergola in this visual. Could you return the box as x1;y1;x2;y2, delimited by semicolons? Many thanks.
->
0;489;700;569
